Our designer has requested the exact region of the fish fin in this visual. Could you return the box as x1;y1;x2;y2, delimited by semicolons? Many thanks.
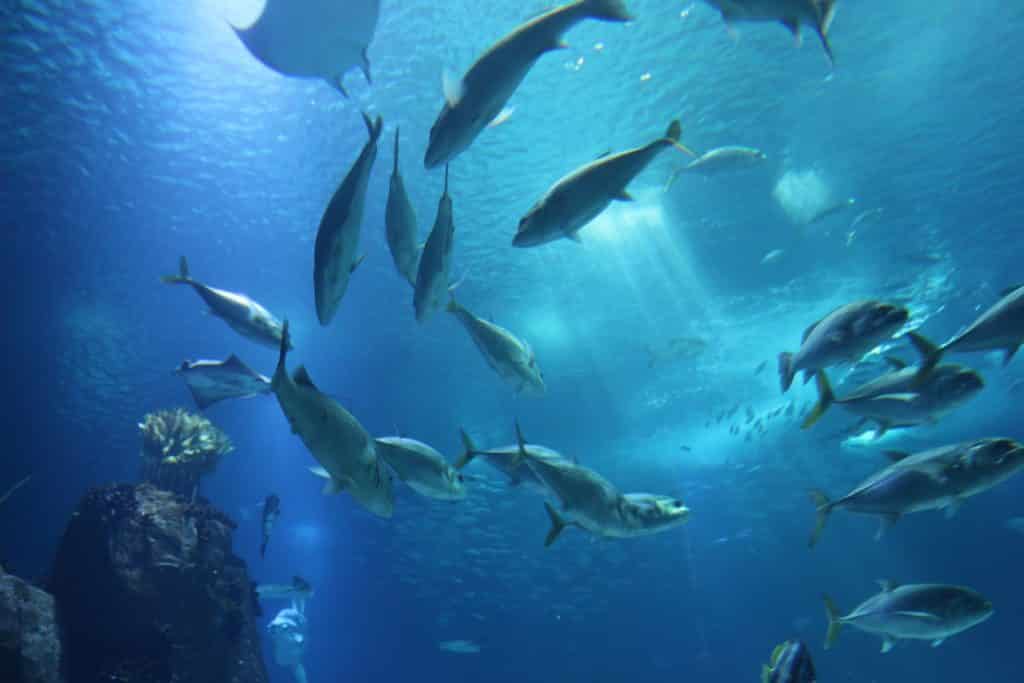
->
814;7;836;66
769;642;789;667
271;320;291;392
350;253;367;273
161;255;191;284
883;450;911;463
543;502;567;548
760;664;773;683
874;393;917;402
944;498;962;519
802;369;814;385
1005;344;1020;366
455;428;477;469
781;17;801;44
880;638;894;654
223;354;246;369
931;638;945;648
580;0;633;22
884;356;908;370
595;150;612;160
894;611;940;620
907;331;943;383
823;594;842;650
292;366;317;390
876;579;895;592
802;371;835;429
808;489;833;548
663;167;685;192
513;420;529;469
360;46;372;85
566;230;583;244
875;512;900;540
663;119;695;157
487;106;515;128
442;68;464;107
778;352;795;392
332;76;350;98
308;466;330;480
392;127;401;173
322;478;345;495
1000;284;1024;298
801;317;824;343
615;190;635;202
873;420;891;439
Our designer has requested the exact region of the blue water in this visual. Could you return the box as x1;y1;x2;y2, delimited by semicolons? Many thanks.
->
4;0;1024;681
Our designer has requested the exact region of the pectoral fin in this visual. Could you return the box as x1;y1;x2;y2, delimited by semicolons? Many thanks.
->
615;190;635;202
880;638;894;654
894;611;941;621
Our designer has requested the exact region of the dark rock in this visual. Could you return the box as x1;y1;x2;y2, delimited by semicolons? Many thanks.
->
0;567;65;683
50;484;268;683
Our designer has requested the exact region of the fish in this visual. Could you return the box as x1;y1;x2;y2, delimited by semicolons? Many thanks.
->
646;336;708;368
446;293;545;395
161;256;290;350
260;494;280;558
823;582;993;653
761;249;784;265
175;355;272;410
257;576;314;606
761;640;815;683
413;164;456;322
802;336;984;437
373;437;466;501
809;438;1024;546
513;120;692;247
271;321;393;518
230;0;380;98
704;0;838;64
0;475;30;509
438;639;481;654
424;0;633;169
666;145;767;187
313;112;382;325
267;607;308;683
778;300;909;392
385;128;420;286
455;427;574;491
806;197;856;225
913;286;1024;376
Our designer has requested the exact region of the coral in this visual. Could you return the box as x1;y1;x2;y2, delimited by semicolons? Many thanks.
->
138;408;233;498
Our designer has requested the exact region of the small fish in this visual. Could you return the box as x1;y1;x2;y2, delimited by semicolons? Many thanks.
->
260;494;281;558
761;640;815;683
761;249;784;265
779;300;909;392
809;438;1024;546
438;639;481;654
424;0;633;168
849;207;884;231
385;127;420;286
162;257;290;350
313;112;382;325
0;475;30;508
514;120;693;247
755;360;768;375
705;0;838;65
257;576;315;604
823;582;993;653
667;145;766;187
373;437;466;501
176;355;272;410
806;197;856;225
447;293;545;395
413;165;456;323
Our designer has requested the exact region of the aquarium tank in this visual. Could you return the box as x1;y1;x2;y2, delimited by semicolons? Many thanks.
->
3;1;1024;682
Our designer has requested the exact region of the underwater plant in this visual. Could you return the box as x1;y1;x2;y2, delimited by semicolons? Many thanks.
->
138;408;233;500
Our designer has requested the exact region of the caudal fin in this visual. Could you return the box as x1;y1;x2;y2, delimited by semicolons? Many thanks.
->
513;420;529;468
778;352;796;392
455;428;477;469
160;255;191;284
823;594;843;650
362;111;384;143
543;501;567;547
272;320;291;390
393;127;401;175
907;331;943;382
581;0;633;22
808;489;833;548
802;371;835;429
816;1;837;66
662;119;696;157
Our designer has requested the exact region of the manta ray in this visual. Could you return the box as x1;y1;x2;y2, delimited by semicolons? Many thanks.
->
231;0;381;96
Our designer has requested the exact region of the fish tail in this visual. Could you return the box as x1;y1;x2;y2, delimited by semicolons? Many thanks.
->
818;1;837;65
543;501;567;547
160;255;191;284
362;111;383;143
778;352;795;392
393;126;400;174
455;428;477;469
662;119;696;157
802;371;835;429
906;331;943;383
513;420;529;468
823;594;843;650
445;289;461;314
580;0;633;22
272;320;290;390
808;489;833;548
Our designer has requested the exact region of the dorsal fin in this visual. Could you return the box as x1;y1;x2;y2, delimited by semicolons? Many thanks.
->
293;366;318;390
884;356;908;371
877;579;897;592
802;318;823;343
884;450;911;463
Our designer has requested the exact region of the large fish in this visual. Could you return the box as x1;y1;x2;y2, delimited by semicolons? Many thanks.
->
802;336;984;437
424;0;633;169
703;0;838;64
809;438;1024;546
260;493;280;558
373;437;466;501
446;293;545;395
513;120;692;247
231;0;380;97
162;256;290;350
314;113;382;325
761;640;815;683
455;427;574;491
413;165;455;323
267;606;308;683
914;286;1024;374
385;128;420;286
779;300;909;392
823;582;993;653
176;355;272;410
271;321;393;518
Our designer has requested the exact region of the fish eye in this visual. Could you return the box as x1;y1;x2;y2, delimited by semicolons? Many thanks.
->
674;500;684;508
457;474;464;483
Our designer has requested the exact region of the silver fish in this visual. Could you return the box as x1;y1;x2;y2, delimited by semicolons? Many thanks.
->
271;322;393;518
413;165;455;323
424;0;632;169
761;640;815;683
666;145;766;188
823;581;993;653
914;285;1024;372
513;120;691;247
809;438;1024;546
446;294;545;395
385;127;420;286
455;427;573;491
374;436;465;501
260;493;281;558
779;300;909;392
704;0;838;64
176;355;272;410
162;256;290;350
313;112;382;325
